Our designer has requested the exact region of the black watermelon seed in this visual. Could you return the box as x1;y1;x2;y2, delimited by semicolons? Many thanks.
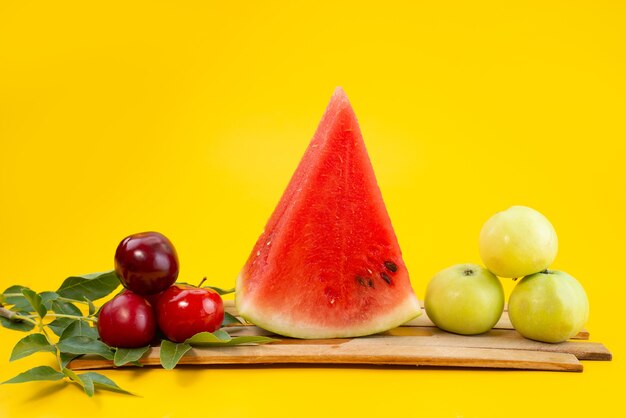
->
380;272;392;285
384;261;398;273
367;279;375;288
355;276;367;287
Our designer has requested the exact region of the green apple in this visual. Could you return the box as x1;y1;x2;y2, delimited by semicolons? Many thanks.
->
425;264;504;335
479;206;558;278
508;270;589;343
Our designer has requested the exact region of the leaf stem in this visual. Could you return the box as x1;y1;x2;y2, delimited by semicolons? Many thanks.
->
52;313;98;322
58;296;93;306
40;323;64;370
0;306;39;325
22;313;98;323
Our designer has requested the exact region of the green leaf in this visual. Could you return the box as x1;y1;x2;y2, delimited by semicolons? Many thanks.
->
60;320;98;339
62;368;93;396
21;288;46;318
0;313;35;332
56;336;114;360
2;285;31;309
80;271;115;280
213;328;231;339
185;330;279;346
9;299;34;311
183;330;229;345
81;374;95;396
114;346;150;367
202;285;235;295
39;291;60;309
0;294;5;304
159;340;191;370
49;299;82;316
223;335;279;345
79;372;135;396
10;334;56;361
2;366;65;384
222;311;244;326
85;297;96;316
48;318;75;337
56;270;120;301
60;352;79;369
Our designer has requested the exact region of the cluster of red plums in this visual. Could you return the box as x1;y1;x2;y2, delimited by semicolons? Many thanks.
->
97;232;225;348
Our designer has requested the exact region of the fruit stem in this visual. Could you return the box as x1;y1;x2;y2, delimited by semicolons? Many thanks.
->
197;277;207;288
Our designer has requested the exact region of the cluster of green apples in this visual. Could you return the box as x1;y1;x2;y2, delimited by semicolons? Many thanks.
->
425;206;589;343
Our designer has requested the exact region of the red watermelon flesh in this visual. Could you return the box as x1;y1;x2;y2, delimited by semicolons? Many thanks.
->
235;87;420;339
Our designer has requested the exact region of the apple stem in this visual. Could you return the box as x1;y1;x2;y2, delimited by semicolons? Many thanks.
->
196;277;207;288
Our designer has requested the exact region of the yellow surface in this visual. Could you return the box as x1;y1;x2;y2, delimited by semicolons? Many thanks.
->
1;1;624;416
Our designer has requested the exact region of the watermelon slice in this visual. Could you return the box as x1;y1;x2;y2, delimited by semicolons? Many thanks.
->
236;87;421;339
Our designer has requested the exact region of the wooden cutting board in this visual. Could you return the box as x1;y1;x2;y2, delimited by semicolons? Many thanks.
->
69;301;611;372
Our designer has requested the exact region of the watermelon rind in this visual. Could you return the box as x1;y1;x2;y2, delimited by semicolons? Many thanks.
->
235;272;421;339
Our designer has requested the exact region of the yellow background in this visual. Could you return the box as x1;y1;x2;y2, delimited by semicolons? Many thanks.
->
1;1;624;416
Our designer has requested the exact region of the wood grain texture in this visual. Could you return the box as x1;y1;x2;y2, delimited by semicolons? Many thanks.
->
68;300;611;372
68;303;611;372
70;341;583;372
